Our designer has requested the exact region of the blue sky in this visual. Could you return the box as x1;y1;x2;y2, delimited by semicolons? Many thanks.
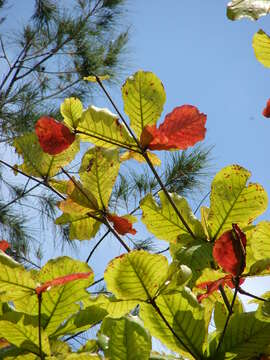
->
2;1;270;309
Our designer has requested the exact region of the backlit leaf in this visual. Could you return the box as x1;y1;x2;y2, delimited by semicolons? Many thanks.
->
77;106;136;150
263;98;270;117
141;191;205;244
140;288;206;359
101;315;151;360
249;221;270;260
14;133;79;178
84;74;110;82
0;240;10;252
122;70;166;138
208;164;267;241
107;214;137;235
253;29;270;68
104;250;168;301
79;147;120;209
0;312;50;356
213;224;246;276
61;97;83;129
37;257;93;335
55;212;101;241
140;105;206;151
227;0;270;20
120;150;161;166
35;116;75;155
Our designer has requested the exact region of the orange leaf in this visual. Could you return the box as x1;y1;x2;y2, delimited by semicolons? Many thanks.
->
35;272;92;295
35;116;75;155
196;275;245;302
263;99;270;118
107;214;137;235
0;240;10;252
140;105;206;150
213;224;246;277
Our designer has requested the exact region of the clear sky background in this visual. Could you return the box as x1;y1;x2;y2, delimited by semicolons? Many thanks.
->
2;1;270;310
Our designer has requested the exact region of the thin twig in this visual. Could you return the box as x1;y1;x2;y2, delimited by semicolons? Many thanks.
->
86;230;110;263
238;286;270;302
0;183;40;211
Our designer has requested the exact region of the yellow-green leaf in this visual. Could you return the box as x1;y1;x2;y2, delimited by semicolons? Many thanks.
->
14;133;79;179
104;250;168;301
208;165;268;241
141;191;205;244
61;97;83;129
140;289;206;360
120;150;161;166
84;74;110;82
79;147;120;209
253;29;270;68
122;70;166;138
250;221;270;260
101;315;151;360
77;106;136;150
55;212;101;241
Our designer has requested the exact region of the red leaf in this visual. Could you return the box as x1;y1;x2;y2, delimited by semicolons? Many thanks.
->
140;105;206;150
262;99;270;118
213;224;246;277
107;214;137;235
35;272;92;295
35;116;75;155
197;275;245;302
0;240;10;252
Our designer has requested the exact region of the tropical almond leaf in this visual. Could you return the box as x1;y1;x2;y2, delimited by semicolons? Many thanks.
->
100;315;151;360
263;98;270;117
140;191;205;244
213;224;246;276
55;212;101;241
249;221;270;260
79;147;120;209
14;132;79;178
140;105;206;151
208;164;268;241
37;257;94;335
61;97;83;129
104;250;168;301
77;105;136;150
227;0;270;20
107;214;137;235
120;150;161;166
140;289;206;359
122;70;166;138
0;240;10;252
84;74;110;82
253;29;270;68
35;116;75;155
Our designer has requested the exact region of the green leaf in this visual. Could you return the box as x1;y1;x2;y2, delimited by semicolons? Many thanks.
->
170;242;213;287
53;305;107;337
208;312;270;359
253;29;270;68
79;147;120;209
208;165;268;240
227;0;270;20
14;133;79;178
0;312;50;356
159;262;192;296
61;97;83;129
0;347;38;359
140;288;206;359
77;106;136;150
84;295;139;318
100;315;151;360
0;252;36;303
104;250;168;301
38;257;93;336
141;191;205;244
55;212;101;241
122;70;166;138
249;221;270;260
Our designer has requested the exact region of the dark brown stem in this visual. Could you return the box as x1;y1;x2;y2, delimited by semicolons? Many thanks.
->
37;293;44;359
150;298;200;360
218;285;232;314
104;218;131;252
238;286;270;302
86;230;110;263
216;277;240;353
